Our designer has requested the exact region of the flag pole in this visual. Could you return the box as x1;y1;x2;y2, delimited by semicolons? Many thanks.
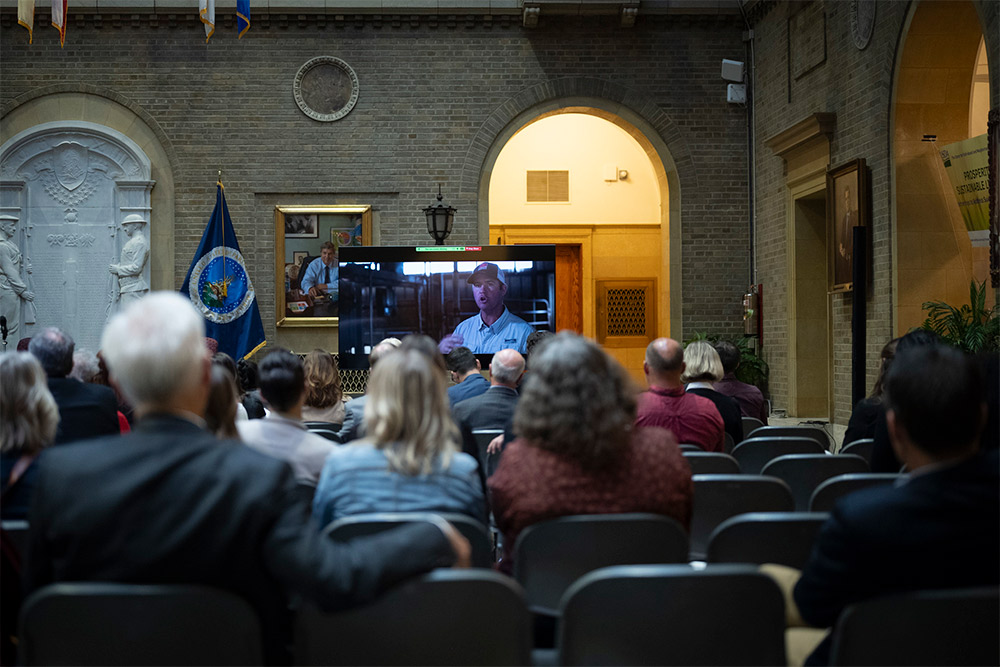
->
218;170;228;298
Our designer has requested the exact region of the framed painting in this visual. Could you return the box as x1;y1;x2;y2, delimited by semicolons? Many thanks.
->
827;158;869;293
275;205;372;327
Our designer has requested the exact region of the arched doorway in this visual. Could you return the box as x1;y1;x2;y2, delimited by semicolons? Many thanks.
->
892;0;993;335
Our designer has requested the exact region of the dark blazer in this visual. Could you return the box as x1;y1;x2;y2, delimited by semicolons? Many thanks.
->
447;373;490;407
843;396;882;447
794;449;1000;665
25;414;455;664
686;386;743;449
337;395;368;443
46;377;120;445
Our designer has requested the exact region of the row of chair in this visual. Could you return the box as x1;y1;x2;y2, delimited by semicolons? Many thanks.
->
18;574;998;665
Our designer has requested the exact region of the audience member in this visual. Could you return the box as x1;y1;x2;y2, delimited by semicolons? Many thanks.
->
24;292;468;665
524;329;554;368
713;340;769;424
842;337;898;447
314;349;486;527
337;337;401;443
682;341;743;449
238;349;335;486
205;364;240;439
401;333;449;372
635;337;724;452
237;358;266;419
302;349;346;424
0;353;58;519
212;351;248;421
28;327;120;444
489;333;692;573
69;348;100;383
446;346;489;406
793;344;998;665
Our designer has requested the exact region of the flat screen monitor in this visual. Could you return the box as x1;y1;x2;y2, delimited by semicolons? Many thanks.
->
338;245;556;369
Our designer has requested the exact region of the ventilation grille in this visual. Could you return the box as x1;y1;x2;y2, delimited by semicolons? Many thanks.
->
606;288;649;337
526;170;569;202
597;279;656;346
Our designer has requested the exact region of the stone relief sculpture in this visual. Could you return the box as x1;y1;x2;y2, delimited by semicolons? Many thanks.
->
109;214;149;309
0;214;35;348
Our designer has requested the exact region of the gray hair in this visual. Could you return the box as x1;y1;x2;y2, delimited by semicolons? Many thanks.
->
70;348;101;383
491;349;525;386
101;292;207;408
1;352;59;454
681;341;724;383
28;327;75;377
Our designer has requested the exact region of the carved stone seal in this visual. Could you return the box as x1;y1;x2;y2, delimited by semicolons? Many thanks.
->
850;0;876;51
293;56;360;122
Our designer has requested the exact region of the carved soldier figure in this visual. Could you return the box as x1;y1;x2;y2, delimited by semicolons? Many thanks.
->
109;214;149;308
0;214;35;346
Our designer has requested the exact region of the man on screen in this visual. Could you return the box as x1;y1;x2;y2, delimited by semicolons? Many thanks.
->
300;241;338;299
438;262;534;355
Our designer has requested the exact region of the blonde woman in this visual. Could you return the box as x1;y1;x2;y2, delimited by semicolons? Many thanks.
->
1;352;59;519
312;349;485;528
682;341;743;448
302;349;346;424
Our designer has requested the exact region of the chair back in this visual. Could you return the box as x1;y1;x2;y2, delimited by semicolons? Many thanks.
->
690;475;794;560
731;437;825;475
705;512;829;569
323;512;493;568
829;587;1000;666
760;454;870;511
471;428;504;478
809;473;900;512
294;569;530;666
840;438;874;463
683;452;740;475
741;416;764;441
18;583;263;666
747;425;832;450
513;513;688;613
558;564;786;666
679;444;702;452
0;520;29;559
304;422;343;443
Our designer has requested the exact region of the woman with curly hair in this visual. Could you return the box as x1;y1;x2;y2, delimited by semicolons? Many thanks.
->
302;349;346;424
488;333;692;572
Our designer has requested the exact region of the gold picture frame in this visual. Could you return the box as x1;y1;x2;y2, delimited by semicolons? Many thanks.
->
275;205;372;328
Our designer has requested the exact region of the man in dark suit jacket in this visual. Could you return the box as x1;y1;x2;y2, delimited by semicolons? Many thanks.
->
338;337;400;443
793;345;999;665
453;348;524;478
26;295;467;664
28;327;119;443
446;346;490;406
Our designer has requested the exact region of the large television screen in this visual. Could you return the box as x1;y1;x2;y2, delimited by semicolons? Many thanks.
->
339;245;556;369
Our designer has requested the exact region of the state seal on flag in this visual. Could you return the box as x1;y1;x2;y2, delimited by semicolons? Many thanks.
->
188;246;256;324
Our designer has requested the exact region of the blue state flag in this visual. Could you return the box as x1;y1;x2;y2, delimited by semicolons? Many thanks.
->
181;181;266;361
236;0;250;38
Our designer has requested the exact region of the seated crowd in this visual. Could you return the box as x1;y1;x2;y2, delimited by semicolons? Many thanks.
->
0;290;997;666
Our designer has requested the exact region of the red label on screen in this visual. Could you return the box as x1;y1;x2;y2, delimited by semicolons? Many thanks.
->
465;246;482;251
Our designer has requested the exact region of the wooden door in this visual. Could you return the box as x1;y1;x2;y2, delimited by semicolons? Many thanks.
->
554;244;583;333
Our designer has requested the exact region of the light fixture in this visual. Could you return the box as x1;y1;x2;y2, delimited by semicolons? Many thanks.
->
423;184;456;246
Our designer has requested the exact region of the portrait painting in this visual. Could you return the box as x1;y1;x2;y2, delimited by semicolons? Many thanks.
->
827;158;868;292
284;214;318;239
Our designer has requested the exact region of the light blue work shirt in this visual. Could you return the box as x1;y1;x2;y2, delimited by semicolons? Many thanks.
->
299;257;338;296
451;307;533;354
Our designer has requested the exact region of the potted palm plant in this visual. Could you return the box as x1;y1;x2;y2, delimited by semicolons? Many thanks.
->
919;280;1000;354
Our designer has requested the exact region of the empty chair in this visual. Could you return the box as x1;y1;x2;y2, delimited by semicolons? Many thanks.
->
705;512;829;569
558;564;786;666
829;587;1000;666
513;513;689;613
731;437;825;475
747;425;832;451
683;452;740;475
18;583;263;666
295;569;530;666
471;428;504;478
323;512;493;568
690;474;794;560
722;432;735;453
761;454;870;511
809;473;901;512
841;438;874;463
741;416;764;441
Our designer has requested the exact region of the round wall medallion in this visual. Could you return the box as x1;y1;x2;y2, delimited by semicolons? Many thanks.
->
293;56;359;122
850;0;876;51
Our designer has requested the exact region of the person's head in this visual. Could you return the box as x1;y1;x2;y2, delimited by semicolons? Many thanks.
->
870;337;900;399
320;241;336;267
28;327;75;378
467;262;508;315
363;349;459;475
681;341;724;384
70;348;101;384
205;364;240;439
212;352;244;397
0;214;16;238
101;291;210;415
514;333;637;471
490;349;525;388
303;348;342;408
260;348;307;413
884;345;985;468
843;185;851;205
525;329;554;367
401;334;447;373
644;337;685;388
237;358;260;392
713;340;740;375
0;352;58;455
897;328;941;353
121;214;146;236
446;346;479;381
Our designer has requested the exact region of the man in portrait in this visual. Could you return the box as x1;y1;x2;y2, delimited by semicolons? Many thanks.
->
299;241;338;300
836;182;857;286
